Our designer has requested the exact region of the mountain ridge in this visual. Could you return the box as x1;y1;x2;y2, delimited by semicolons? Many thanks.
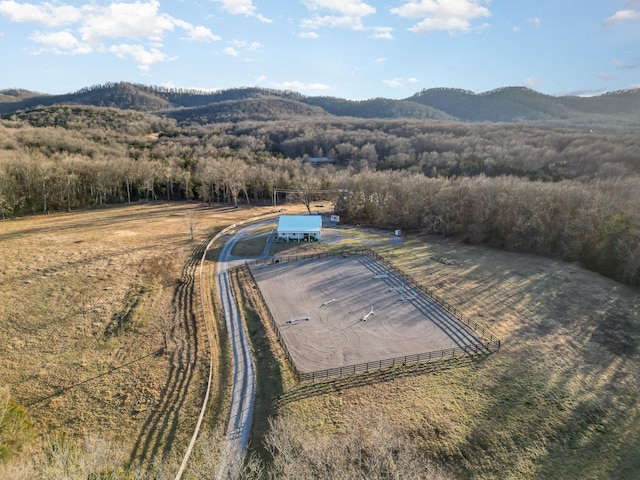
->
1;81;639;129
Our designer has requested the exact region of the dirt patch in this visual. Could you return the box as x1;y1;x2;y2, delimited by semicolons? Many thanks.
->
249;255;480;373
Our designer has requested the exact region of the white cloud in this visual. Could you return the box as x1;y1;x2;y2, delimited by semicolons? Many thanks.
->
0;0;220;70
598;72;615;81
230;39;261;51
211;0;271;22
298;31;319;38
383;77;405;88
524;77;543;89
527;16;541;28
273;80;331;91
382;76;419;88
391;0;491;34
613;57;640;69
301;14;365;30
223;46;239;56
0;0;82;27
184;25;220;43
256;75;267;84
604;3;640;26
109;43;175;70
302;0;375;17
78;1;177;43
30;30;92;54
560;88;607;97
223;39;262;58
371;26;394;39
374;57;386;65
301;0;375;31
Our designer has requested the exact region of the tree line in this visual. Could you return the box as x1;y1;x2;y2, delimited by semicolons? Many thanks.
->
334;170;640;285
1;108;639;285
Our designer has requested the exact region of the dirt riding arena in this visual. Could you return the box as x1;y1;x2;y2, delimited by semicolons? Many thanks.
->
249;255;480;373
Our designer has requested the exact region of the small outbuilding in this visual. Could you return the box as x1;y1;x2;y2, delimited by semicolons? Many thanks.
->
277;215;322;242
301;157;336;165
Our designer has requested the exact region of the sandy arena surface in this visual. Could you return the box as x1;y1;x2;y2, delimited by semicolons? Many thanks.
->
249;255;480;373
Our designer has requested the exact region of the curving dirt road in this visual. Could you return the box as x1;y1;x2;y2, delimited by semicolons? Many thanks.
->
214;222;272;478
213;218;400;477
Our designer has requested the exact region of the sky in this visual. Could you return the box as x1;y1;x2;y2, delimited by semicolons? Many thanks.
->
0;0;639;99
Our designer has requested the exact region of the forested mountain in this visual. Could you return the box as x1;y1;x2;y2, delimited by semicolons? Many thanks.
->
407;86;640;127
165;96;329;123
0;88;44;103
0;83;303;116
407;87;576;122
1;82;639;285
1;82;640;129
0;83;174;113
5;104;173;133
302;96;454;120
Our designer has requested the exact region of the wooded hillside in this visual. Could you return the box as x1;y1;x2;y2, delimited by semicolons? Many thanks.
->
1;86;639;286
2;82;640;128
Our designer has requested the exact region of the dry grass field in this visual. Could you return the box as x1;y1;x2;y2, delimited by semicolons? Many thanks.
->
0;202;284;475
238;231;640;479
4;207;639;479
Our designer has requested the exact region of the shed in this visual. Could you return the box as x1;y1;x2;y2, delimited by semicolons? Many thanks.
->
277;215;322;242
302;157;336;165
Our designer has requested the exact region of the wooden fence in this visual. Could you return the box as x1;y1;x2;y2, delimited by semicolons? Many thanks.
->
243;264;300;380
246;249;501;383
299;341;500;383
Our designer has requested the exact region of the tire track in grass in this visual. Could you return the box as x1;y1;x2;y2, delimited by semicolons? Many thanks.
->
128;241;206;472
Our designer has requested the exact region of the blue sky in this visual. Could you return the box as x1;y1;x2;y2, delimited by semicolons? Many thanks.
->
0;0;639;99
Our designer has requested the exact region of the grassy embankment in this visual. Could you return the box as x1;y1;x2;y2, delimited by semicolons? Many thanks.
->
234;228;640;479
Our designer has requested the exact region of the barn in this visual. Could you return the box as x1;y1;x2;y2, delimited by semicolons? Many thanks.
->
277;215;322;242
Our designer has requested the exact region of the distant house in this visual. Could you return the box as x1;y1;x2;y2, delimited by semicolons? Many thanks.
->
302;157;336;165
277;215;322;242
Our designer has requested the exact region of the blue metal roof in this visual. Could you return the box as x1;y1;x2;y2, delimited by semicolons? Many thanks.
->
277;215;322;233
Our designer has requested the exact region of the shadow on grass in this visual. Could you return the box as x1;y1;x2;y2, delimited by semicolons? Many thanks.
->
127;239;207;473
276;353;492;408
25;347;165;407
